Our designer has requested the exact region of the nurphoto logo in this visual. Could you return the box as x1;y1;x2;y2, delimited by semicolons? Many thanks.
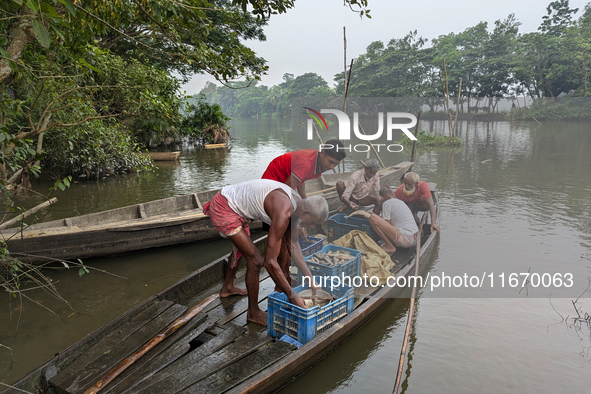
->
303;107;417;153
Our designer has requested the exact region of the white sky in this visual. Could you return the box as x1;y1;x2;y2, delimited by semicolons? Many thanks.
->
182;0;590;95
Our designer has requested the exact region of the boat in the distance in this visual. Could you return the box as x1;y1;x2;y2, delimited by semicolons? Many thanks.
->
0;162;413;263
203;143;227;149
141;151;181;161
5;186;438;394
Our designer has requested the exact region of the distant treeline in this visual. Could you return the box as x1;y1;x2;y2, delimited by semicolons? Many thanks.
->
200;1;591;118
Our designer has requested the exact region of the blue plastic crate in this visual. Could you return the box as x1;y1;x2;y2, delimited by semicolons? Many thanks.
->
296;244;362;286
327;213;380;242
298;237;323;257
267;280;354;344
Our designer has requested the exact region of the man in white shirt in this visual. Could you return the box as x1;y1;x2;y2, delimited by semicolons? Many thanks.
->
203;179;327;326
369;186;418;254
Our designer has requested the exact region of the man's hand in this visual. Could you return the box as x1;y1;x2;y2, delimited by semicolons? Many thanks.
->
431;223;440;233
298;227;308;241
290;296;307;309
349;201;358;210
310;278;320;296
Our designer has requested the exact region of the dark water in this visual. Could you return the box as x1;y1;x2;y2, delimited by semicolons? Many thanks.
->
1;118;591;393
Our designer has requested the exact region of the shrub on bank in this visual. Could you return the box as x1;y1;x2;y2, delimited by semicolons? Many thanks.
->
42;119;153;180
181;98;231;144
510;99;591;120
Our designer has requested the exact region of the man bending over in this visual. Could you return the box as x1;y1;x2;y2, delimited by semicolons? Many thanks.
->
203;179;328;326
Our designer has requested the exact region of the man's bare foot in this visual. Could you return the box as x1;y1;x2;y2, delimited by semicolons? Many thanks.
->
247;309;268;326
220;286;247;297
380;245;397;254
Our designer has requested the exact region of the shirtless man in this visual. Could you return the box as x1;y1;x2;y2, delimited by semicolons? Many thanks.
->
203;179;328;326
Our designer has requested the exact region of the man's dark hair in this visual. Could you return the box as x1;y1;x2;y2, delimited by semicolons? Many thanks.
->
323;139;346;161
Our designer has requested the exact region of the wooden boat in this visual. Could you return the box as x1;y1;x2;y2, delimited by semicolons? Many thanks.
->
4;189;438;394
141;151;181;161
203;143;227;149
0;162;413;263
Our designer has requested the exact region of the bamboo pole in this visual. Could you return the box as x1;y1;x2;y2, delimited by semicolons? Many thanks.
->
392;213;428;394
0;197;58;230
343;26;347;112
443;60;454;137
409;111;421;162
453;78;462;138
307;186;336;196
83;294;219;394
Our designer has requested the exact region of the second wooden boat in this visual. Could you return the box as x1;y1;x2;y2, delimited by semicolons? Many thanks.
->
0;162;413;262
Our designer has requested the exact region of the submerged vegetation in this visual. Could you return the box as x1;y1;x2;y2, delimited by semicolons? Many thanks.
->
399;130;464;147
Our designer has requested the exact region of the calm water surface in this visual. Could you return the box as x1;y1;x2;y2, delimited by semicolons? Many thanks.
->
1;118;590;393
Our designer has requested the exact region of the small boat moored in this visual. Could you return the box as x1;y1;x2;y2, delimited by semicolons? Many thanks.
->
203;143;227;149
141;151;181;161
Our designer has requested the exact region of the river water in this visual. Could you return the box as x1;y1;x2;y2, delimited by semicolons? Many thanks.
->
1;118;590;393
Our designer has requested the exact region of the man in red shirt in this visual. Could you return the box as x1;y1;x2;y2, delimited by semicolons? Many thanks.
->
394;172;440;233
262;139;346;199
262;139;345;285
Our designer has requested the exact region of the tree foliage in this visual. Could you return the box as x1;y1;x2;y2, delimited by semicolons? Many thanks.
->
200;1;591;118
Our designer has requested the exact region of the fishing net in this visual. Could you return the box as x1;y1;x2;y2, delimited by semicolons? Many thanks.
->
331;230;394;285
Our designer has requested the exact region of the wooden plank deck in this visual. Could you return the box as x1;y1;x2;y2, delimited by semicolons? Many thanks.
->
47;270;294;394
45;200;429;394
48;253;417;394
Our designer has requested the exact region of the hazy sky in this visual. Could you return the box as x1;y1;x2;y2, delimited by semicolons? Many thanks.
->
182;0;590;95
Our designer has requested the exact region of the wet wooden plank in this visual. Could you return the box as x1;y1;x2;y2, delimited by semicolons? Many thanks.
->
49;300;174;381
177;340;296;394
229;298;268;328
101;313;210;394
136;330;270;394
217;277;276;326
50;303;187;394
131;323;248;394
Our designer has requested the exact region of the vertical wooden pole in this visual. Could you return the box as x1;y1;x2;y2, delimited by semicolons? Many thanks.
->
392;214;427;394
453;77;462;138
410;111;421;162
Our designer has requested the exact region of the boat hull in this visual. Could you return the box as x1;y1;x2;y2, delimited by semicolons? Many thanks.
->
203;143;227;149
141;151;181;161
